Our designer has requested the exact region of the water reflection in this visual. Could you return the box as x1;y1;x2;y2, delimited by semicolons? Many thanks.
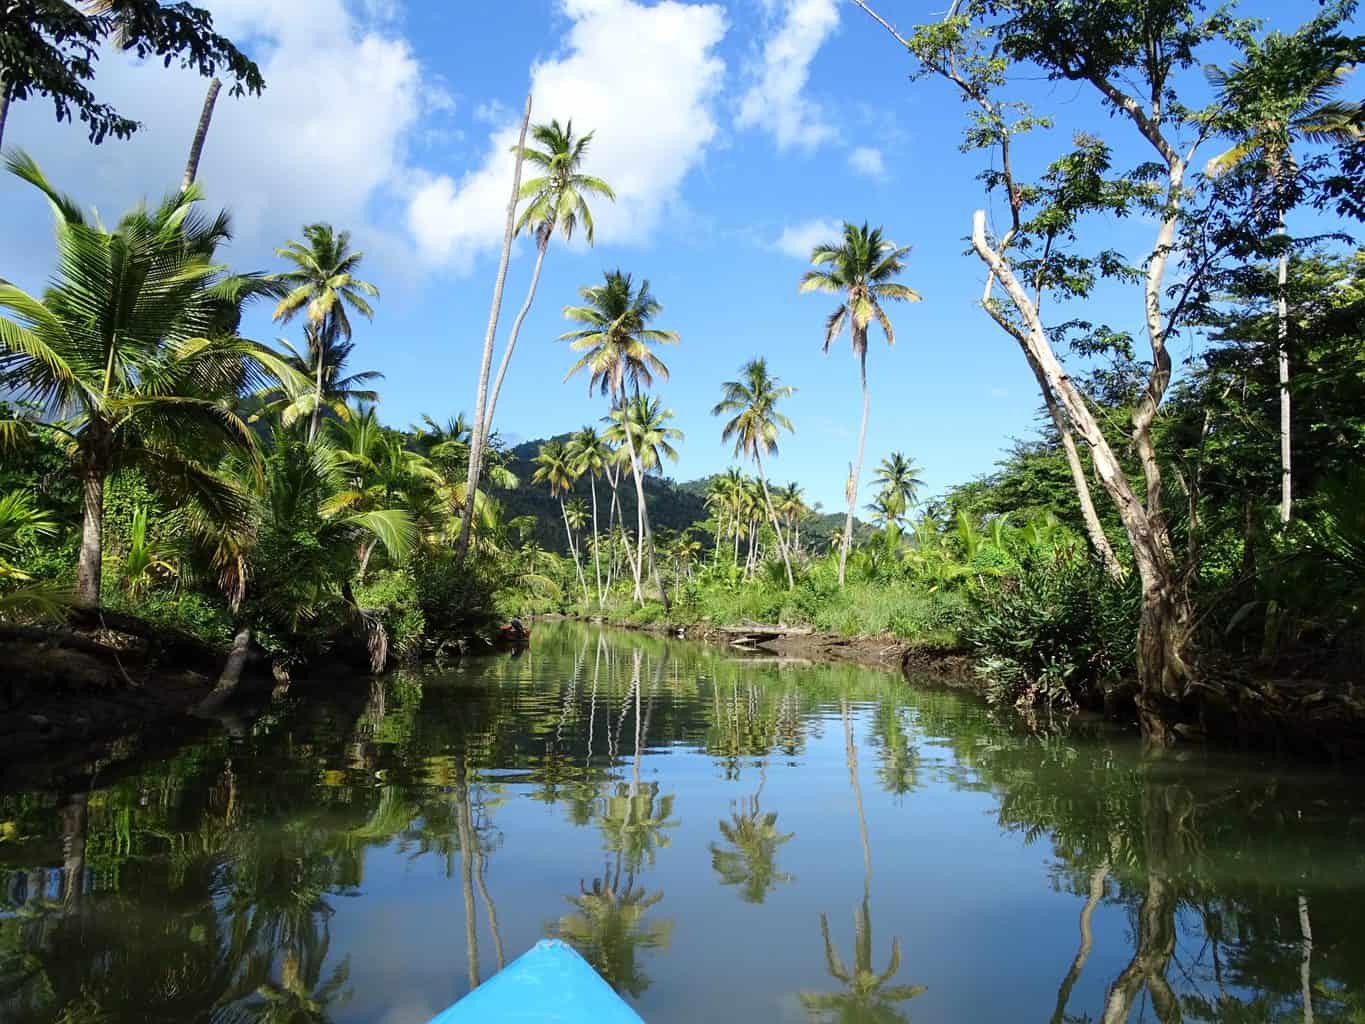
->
1;622;1363;1023
800;702;925;1024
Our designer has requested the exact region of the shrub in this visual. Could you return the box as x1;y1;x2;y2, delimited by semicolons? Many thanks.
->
965;551;1138;709
356;570;426;663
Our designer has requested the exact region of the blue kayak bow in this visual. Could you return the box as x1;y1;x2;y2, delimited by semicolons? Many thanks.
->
428;940;644;1023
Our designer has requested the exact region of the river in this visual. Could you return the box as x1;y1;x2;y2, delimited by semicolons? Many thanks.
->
2;621;1363;1022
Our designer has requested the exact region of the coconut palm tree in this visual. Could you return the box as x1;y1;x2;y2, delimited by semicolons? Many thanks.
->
561;271;679;610
777;482;809;552
220;427;416;670
533;440;589;602
0;152;303;608
713;358;798;588
606;396;683;474
1205;17;1364;524
870;452;924;531
568;425;613;605
271;224;379;442
606;396;683;597
799;222;921;587
262;323;383;429
483;120;616;438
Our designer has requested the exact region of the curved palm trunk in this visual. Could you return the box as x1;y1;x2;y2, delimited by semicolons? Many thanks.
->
588;475;604;607
0;79;12;153
560;498;589;604
181;78;222;192
617;395;669;612
838;345;871;588
483;239;550;445
754;451;795;588
1276;214;1292;525
457;94;532;562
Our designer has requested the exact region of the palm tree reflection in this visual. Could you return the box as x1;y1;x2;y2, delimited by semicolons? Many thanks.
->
801;701;924;1023
710;763;793;904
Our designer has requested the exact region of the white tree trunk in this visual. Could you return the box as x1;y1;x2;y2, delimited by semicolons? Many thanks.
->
755;451;795;588
618;397;669;612
456;94;531;561
971;210;1191;740
838;346;871;588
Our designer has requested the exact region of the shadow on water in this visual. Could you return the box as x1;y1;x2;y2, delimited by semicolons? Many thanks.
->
2;620;1364;1023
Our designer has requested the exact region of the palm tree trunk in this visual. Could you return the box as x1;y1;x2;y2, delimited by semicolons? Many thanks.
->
454;765;480;990
589;475;604;606
457;94;532;562
617;394;669;612
197;627;252;716
560;498;589;604
838;345;871;588
181;78;222;192
308;344;326;443
634;486;645;603
754;452;795;588
482;239;549;447
1277;214;1292;525
0;78;11;153
1299;893;1314;1024
358;537;378;581
76;465;105;608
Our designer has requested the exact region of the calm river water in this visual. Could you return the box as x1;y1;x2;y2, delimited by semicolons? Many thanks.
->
2;621;1363;1023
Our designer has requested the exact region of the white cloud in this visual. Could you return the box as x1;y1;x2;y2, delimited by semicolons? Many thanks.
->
473;99;510;125
736;0;839;150
1;0;424;277
407;0;728;269
773;217;841;259
848;145;886;179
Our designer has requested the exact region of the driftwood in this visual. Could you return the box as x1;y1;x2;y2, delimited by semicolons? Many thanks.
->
714;623;814;648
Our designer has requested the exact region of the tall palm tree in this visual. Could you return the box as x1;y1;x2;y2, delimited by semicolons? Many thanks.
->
1205;16;1363;524
484;120;615;438
606;396;683;597
0;152;302;608
568;425;613;606
799;222;921;587
561;271;679;610
871;452;924;530
272;224;379;442
264;323;383;429
778;482;809;552
713;358;798;588
533;440;589;602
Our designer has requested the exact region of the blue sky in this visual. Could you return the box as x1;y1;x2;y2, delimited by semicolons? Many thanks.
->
0;0;1326;512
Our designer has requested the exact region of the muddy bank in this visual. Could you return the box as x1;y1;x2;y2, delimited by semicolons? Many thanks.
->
0;625;277;788
545;613;980;683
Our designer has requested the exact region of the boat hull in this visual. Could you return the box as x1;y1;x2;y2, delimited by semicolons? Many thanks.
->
427;940;643;1023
